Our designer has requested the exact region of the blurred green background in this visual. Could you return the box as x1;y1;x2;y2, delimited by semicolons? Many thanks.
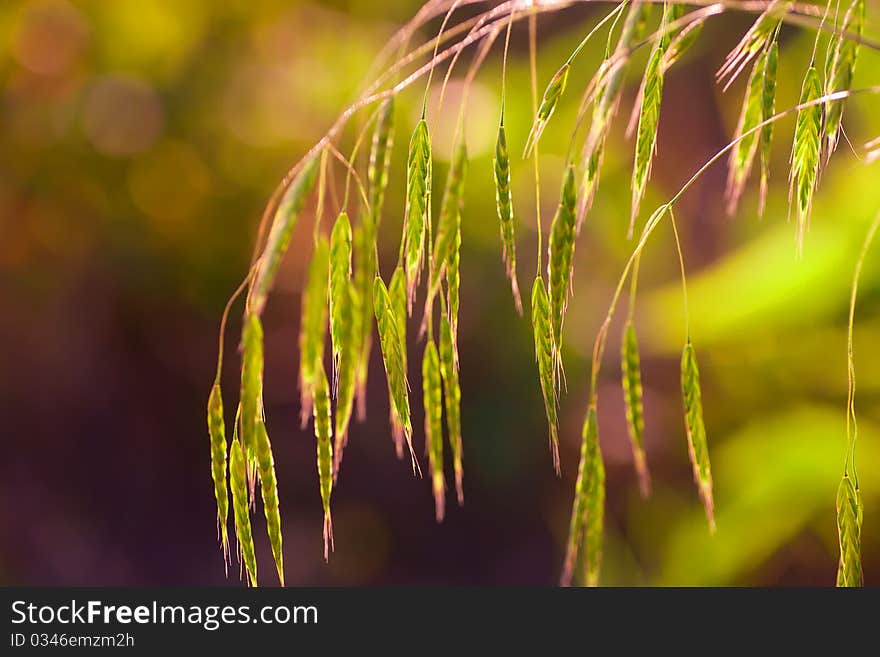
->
2;0;879;586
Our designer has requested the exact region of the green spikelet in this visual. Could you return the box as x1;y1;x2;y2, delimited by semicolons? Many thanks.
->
561;405;603;587
824;0;865;158
374;275;416;470
494;123;521;313
423;339;445;522
446;209;462;344
254;419;283;586
404;119;432;311
368;97;396;227
240;312;264;474
759;41;779;217
663;17;704;70
439;315;463;505
621;321;650;497
230;437;257;587
836;474;863;587
717;0;783;87
582;410;605;587
424;141;468;327
789;66;822;252
726;46;772;215
631;5;672;229
333;278;359;479
207;384;229;559
353;223;374;420
547;164;577;372
252;156;319;314
313;361;334;561
681;341;715;530
299;238;330;427
580;0;648;227
329;212;353;382
524;63;570;157
388;267;409;457
531;276;560;475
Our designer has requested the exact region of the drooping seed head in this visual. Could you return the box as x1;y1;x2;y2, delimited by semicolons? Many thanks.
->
681;341;715;531
299;238;330;427
531;275;560;475
789;65;822;253
404;119;432;312
207;383;230;559
524;63;570;157
494;123;521;313
229;437;257;587
422;339;445;522
252;156;319;315
254;419;284;586
240;312;264;473
313;360;334;561
621;321;650;497
836;474;863;587
547;164;578;371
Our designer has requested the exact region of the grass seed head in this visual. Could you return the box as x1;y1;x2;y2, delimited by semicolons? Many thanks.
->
240;312;264;474
524;63;570;157
548;164;578;372
230;437;257;587
329;212;353;382
424;141;468;329
681;341;715;531
726;46;772;215
423;339;445;522
836;474;863;587
374;275;417;472
404;118;432;312
631;34;667;228
621;321;650;497
299;237;330;427
313;360;334;561
531;275;560;475
254;419;284;586
207;383;230;559
333;278;360;480
789;65;822;252
368;97;396;227
759;40;779;216
582;408;605;587
824;0;865;159
439;315;463;505
252;156;319;315
494;123;521;313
